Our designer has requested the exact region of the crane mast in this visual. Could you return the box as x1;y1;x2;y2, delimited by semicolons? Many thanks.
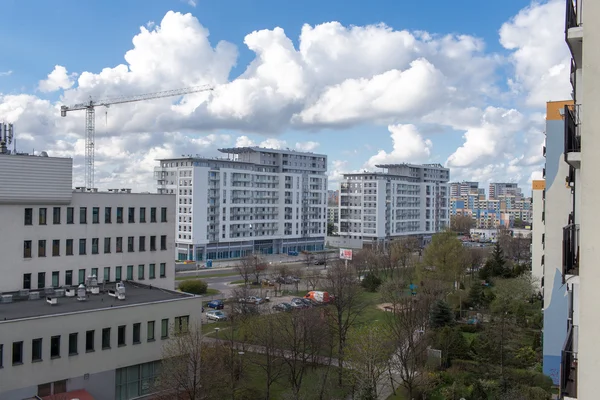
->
60;85;213;189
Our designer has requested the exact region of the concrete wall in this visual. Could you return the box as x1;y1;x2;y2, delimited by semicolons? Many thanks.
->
531;180;545;292
325;236;363;249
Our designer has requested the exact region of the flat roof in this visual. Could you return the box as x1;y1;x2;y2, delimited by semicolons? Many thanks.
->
0;282;194;322
218;146;326;157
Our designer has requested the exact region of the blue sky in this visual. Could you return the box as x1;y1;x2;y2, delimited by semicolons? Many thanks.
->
0;0;571;191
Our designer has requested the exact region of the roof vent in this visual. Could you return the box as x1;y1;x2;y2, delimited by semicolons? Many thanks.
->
77;284;87;301
29;291;40;301
1;294;13;303
40;151;48;157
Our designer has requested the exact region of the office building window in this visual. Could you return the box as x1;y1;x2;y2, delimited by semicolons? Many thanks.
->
128;207;135;223
118;325;126;346
147;321;155;341
174;316;189;334
161;207;167;222
38;240;46;257
92;238;99;254
149;264;156;279
133;323;141;344
127;265;133;280
150;207;157;222
68;333;78;355
38;383;52;396
65;270;73;286
92;207;99;224
160;263;166;278
150;236;156;251
102;328;111;349
160;235;167;250
23;273;31;290
37;272;45;289
117;207;123;223
39;208;47;225
161;319;169;339
104;267;110;283
66;239;73;256
52;271;59;288
85;330;95;352
51;336;60;358
0;344;3;368
115;361;161;400
128;236;134;252
78;269;85;285
79;239;86;255
91;268;98;278
52;239;60;256
116;266;122;281
24;208;33;225
105;207;112;223
12;341;23;365
67;207;74;224
32;338;42;362
104;237;111;253
53;207;61;224
139;236;146;252
138;265;145;280
23;240;32;258
79;207;87;224
140;207;146;223
116;237;123;253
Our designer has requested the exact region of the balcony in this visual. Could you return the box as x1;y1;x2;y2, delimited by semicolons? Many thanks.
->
562;224;580;282
564;105;581;169
565;0;583;66
560;324;578;398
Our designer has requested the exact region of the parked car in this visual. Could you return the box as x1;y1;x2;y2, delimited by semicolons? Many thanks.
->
261;278;275;286
206;310;228;321
239;296;264;305
272;302;293;312
207;299;225;310
314;259;326;265
300;298;315;308
290;298;309;309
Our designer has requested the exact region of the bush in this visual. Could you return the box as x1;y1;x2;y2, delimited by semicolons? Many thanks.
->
178;279;208;295
459;324;481;334
360;273;382;292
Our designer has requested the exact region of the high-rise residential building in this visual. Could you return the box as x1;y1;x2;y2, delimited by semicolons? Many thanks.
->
155;147;328;261
488;182;523;200
327;189;339;206
450;181;479;197
0;151;202;400
338;163;450;243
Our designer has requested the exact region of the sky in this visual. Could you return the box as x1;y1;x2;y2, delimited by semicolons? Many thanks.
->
0;0;572;194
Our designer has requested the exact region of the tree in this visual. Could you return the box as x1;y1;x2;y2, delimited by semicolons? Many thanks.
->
327;222;337;236
432;326;469;368
465;247;489;281
479;242;508;279
303;251;312;268
423;231;466;283
178;279;208;295
236;255;255;286
390;237;420;278
467;282;485;309
429;299;454;329
450;214;475;233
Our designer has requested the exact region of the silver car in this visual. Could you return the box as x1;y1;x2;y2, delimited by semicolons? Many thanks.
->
206;310;228;321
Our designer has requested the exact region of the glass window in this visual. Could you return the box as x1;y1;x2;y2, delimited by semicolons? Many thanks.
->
116;237;123;253
102;328;111;349
66;207;74;224
150;207;157;223
116;266;122;281
78;269;85;285
66;239;73;255
85;330;95;352
24;208;33;225
133;323;141;344
174;316;189;335
38;240;46;257
127;266;133;280
12;341;23;365
150;236;156;251
161;319;168;339
23;240;32;258
51;336;60;358
160;263;166;278
23;273;31;289
104;267;110;282
79;207;87;224
147;321;155;341
52;271;59;288
37;272;45;289
128;207;135;223
52;239;60;256
117;207;123;223
139;236;146;252
68;333;78;355
104;237;111;253
92;207;100;224
160;207;168;222
115;361;161;400
140;207;146;223
149;264;156;279
79;239;86;255
39;208;47;225
32;338;42;362
128;237;134;252
92;238;99;254
105;207;112;223
160;235;167;251
91;268;98;278
138;265;145;280
65;270;73;286
53;207;61;224
118;325;126;346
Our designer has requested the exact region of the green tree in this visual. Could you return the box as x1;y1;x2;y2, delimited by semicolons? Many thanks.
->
178;279;208;295
432;326;469;368
327;222;337;236
479;242;508;279
429;299;454;329
467;283;485;309
423;231;465;283
360;272;382;292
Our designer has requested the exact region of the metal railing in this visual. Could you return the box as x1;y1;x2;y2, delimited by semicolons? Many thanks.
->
564;105;581;158
560;324;578;398
562;223;580;281
565;0;578;35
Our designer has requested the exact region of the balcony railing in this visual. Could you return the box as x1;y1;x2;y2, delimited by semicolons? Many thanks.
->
565;0;578;36
560;324;578;398
564;105;581;157
562;223;580;281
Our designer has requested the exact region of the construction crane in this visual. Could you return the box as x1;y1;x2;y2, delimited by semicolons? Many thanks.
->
60;84;214;189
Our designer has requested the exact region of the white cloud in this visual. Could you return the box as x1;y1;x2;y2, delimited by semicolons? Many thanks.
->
365;124;433;169
187;0;197;6
235;135;255;147
0;70;12;77
38;65;76;92
295;141;319;152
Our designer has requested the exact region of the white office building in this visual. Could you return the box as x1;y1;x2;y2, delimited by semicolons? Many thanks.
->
338;163;450;243
155;147;328;261
0;151;202;400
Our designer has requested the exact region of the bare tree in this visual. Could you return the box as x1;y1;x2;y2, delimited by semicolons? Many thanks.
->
251;254;268;285
303;251;312;268
392;237;420;276
465;247;489;281
236;255;254;286
305;273;321;291
450;214;475;233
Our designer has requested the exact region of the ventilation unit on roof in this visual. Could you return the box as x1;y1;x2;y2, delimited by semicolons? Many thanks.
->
77;284;87;301
109;282;127;300
29;291;40;301
46;296;58;305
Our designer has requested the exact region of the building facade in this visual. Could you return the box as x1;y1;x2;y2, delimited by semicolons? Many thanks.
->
338;163;450;243
450;181;479;197
155;147;328;261
488;182;523;200
530;180;545;292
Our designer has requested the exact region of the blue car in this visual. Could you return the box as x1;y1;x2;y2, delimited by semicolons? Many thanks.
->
207;299;224;310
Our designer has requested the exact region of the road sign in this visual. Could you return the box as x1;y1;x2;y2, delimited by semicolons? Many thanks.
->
339;248;353;260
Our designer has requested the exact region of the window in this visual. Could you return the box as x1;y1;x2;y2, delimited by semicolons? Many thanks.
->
127;265;133;280
150;236;156;251
139;236;146;252
39;208;47;225
117;207;123;223
67;207;74;224
12;341;23;365
23;273;31;289
51;336;60;358
32;338;42;362
150;207;157;222
23;240;32;258
160;235;167;251
116;237;123;253
79;239;86;255
115;361;161;400
68;333;78;355
91;267;98;278
66;239;73;255
92;207;100;224
53;207;61;224
161;207;168;222
128;236;134;252
161;319;169;339
52;239;60;256
0;344;2;368
138;265;145;280
118;325;126;346
149;264;156;279
65;270;73;286
79;207;87;224
116;266;122;281
105;207;112;223
38;240;46;257
160;263;166;278
24;208;33;225
54;380;67;394
104;267;110;282
52;271;59;288
174;316;189;334
128;207;135;223
85;330;95;352
37;272;45;289
78;269;85;285
140;207;146;223
92;238;99;254
133;323;141;344
147;321;155;341
102;328;111;349
104;237;111;253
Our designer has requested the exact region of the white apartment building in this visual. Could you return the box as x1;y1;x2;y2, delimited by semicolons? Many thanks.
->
155;147;328;261
488;182;523;200
0;152;202;400
450;181;479;197
338;163;450;243
530;180;544;292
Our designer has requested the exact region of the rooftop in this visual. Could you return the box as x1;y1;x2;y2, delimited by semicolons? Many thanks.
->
218;146;326;157
0;282;195;322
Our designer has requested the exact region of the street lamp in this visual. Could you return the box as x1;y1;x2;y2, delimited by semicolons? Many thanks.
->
214;327;220;342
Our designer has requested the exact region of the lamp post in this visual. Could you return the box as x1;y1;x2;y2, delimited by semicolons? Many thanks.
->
214;327;220;343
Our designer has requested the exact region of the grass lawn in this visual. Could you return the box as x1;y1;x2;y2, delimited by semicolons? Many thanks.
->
205;288;220;296
386;388;410;400
176;272;239;281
